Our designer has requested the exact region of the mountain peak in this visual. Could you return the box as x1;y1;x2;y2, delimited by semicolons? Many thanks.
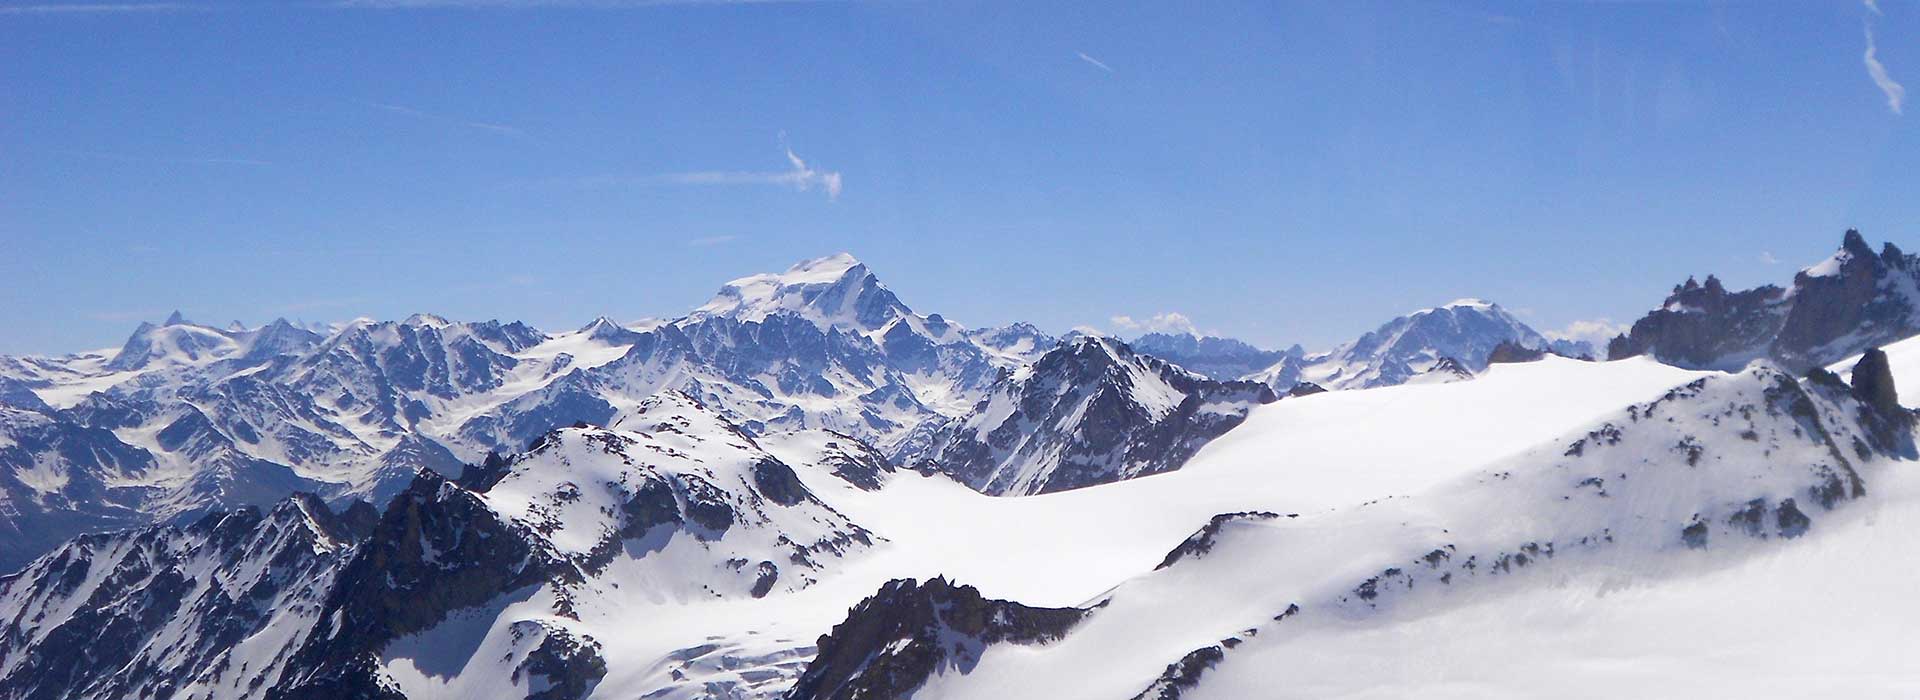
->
163;310;189;326
693;253;913;333
401;313;453;328
786;252;864;281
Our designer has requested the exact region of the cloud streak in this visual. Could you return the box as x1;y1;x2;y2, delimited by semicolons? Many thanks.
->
665;137;842;201
1109;312;1197;335
1546;318;1628;352
1076;51;1113;73
370;101;525;136
1864;1;1905;115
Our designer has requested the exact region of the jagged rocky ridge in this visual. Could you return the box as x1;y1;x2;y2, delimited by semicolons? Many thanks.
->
784;577;1084;700
1610;230;1920;372
901;336;1278;495
0;493;370;700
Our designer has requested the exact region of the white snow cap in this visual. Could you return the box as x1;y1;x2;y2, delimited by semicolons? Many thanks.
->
694;252;870;319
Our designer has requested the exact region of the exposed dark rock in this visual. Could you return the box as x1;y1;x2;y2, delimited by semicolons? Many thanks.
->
1157;512;1281;570
786;577;1085;700
752;457;812;507
272;471;581;699
1777;498;1812;539
1682;518;1710;549
1486;340;1547;364
619;476;683;538
509;622;607;700
1284;381;1327;398
1611;231;1920;371
1130;645;1226;700
1850;347;1902;415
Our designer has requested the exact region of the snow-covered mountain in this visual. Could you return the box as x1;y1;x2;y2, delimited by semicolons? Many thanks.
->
10;242;1920;699
901;336;1276;495
1249;298;1566;391
1610;230;1920;372
0;255;1047;572
1127;332;1298;381
8;333;1919;699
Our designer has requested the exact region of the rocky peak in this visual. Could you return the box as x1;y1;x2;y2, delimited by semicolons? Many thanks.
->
1612;230;1920;372
579;316;644;345
906;336;1277;495
1486;340;1547;364
786;577;1086;700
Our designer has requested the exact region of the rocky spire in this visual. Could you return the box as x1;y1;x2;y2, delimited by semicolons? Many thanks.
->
1850;347;1901;415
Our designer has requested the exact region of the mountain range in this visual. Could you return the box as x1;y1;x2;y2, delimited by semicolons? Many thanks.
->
1;230;1918;698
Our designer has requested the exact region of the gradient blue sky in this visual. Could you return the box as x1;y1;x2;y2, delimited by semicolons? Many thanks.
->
2;0;1914;355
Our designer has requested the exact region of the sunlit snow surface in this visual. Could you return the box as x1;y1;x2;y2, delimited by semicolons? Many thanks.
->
385;356;1722;699
909;350;1920;699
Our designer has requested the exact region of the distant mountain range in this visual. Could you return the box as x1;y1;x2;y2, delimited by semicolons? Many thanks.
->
3;231;1919;699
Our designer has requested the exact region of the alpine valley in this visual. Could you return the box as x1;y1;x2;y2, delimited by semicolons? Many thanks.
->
4;232;1920;699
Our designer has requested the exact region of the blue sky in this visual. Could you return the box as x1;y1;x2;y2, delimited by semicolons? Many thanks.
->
1;0;1913;355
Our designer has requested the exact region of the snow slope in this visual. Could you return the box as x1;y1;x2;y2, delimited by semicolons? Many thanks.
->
806;356;1708;607
901;362;1912;700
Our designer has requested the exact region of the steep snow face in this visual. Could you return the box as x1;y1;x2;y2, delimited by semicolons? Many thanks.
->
1266;299;1552;391
1612;230;1920;372
903;336;1277;496
905;365;1911;700
692;253;920;337
0;493;366;700
965;322;1058;364
104;315;240;372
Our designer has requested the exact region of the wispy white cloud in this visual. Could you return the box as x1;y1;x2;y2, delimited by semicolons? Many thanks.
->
369;101;526;136
1109;312;1197;335
1760;250;1781;265
0;2;191;13
666;135;842;201
1546;318;1628;350
1864;1;1905;115
687;235;739;247
1075;51;1113;73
